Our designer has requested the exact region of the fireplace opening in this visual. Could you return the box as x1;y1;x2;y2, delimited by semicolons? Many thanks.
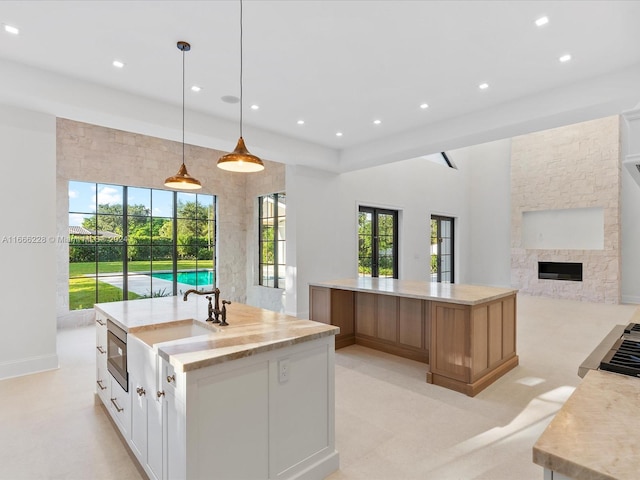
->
538;262;583;282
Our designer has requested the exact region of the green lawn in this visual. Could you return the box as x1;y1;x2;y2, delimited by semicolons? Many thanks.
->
69;260;209;277
69;277;142;310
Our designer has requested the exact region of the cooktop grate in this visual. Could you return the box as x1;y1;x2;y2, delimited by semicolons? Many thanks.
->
600;338;640;377
623;322;640;335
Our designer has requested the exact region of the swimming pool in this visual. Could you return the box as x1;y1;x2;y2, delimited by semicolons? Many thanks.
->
151;270;214;286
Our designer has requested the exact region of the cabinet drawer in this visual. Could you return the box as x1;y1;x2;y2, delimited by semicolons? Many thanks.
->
109;376;132;437
96;363;110;405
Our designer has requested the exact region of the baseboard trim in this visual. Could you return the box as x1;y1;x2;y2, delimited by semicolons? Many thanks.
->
0;353;59;380
621;295;640;305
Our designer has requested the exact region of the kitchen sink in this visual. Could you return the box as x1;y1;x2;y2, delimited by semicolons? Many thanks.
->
132;319;218;347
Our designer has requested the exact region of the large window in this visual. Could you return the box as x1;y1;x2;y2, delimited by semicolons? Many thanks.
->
68;181;216;310
259;193;286;288
358;206;398;278
431;215;454;283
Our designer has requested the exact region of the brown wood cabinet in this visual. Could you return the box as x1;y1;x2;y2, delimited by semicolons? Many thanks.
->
310;286;354;349
427;295;518;396
309;280;518;396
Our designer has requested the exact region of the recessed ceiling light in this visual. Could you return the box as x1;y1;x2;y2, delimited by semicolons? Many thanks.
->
112;60;125;69
191;85;202;92
3;24;19;35
297;120;305;125
479;83;489;90
420;103;429;109
373;119;382;125
336;132;343;137
559;54;572;63
250;104;259;110
221;95;239;104
535;16;549;27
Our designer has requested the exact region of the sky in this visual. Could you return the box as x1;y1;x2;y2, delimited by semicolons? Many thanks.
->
68;181;212;226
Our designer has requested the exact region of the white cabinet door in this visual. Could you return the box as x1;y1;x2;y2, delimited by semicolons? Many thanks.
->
147;390;163;480
129;372;148;462
163;389;186;480
128;335;164;480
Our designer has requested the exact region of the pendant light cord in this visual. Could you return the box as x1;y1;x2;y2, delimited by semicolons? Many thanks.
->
239;0;243;139
182;46;186;166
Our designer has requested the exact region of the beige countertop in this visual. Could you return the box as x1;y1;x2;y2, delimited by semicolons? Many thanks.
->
533;369;640;480
95;296;338;372
310;278;517;305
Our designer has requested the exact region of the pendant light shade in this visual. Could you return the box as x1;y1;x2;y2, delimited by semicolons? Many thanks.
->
217;0;264;173
164;163;202;189
165;41;202;190
217;137;264;172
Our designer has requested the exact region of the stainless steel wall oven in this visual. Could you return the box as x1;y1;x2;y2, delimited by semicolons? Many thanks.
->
107;319;128;392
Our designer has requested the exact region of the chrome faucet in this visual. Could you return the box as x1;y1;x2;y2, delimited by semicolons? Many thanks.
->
183;288;221;323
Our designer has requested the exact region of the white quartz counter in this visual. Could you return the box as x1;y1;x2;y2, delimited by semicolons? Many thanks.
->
95;296;338;372
310;277;517;305
533;369;640;480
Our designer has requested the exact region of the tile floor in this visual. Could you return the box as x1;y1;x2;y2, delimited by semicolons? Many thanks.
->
0;294;637;480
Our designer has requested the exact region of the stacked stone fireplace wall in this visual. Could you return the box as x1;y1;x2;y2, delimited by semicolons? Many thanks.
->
511;116;621;303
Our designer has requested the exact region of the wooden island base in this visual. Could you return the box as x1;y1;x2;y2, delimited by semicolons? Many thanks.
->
426;356;519;397
310;279;519;397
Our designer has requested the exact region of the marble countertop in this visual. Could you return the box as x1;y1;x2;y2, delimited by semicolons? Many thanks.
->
95;296;339;372
310;278;517;305
533;369;640;480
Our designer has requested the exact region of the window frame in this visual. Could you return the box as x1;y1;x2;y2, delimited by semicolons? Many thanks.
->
358;206;399;279
430;215;455;283
68;181;216;310
258;192;286;289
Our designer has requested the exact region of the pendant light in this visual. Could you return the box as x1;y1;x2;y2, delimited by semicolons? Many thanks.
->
217;0;264;172
164;41;202;190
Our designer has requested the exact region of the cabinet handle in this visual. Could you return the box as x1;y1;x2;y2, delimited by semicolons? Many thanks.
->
110;398;124;413
157;391;165;398
96;346;106;354
96;318;106;326
136;386;146;397
167;374;175;384
96;380;107;391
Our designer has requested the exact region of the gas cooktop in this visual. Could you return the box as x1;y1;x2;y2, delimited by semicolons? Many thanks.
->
599;323;640;378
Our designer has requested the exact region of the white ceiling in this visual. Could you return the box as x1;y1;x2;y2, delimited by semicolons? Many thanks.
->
2;0;640;171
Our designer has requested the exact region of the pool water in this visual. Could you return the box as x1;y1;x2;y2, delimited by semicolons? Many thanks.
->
151;270;214;286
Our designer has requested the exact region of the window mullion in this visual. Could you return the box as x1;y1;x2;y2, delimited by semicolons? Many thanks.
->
123;187;129;299
172;191;178;296
273;194;279;288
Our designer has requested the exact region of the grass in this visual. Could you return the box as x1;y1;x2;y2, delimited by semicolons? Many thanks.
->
69;277;142;310
69;260;211;277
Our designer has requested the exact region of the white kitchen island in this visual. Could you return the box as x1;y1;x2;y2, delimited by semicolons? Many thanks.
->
95;296;339;480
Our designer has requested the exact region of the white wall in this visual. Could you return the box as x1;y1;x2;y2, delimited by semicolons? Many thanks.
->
288;166;346;319
621;110;640;304
621;167;640;303
0;104;58;379
467;139;512;287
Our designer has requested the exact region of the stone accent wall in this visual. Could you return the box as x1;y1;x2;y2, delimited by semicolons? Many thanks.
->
56;118;284;326
511;116;621;303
